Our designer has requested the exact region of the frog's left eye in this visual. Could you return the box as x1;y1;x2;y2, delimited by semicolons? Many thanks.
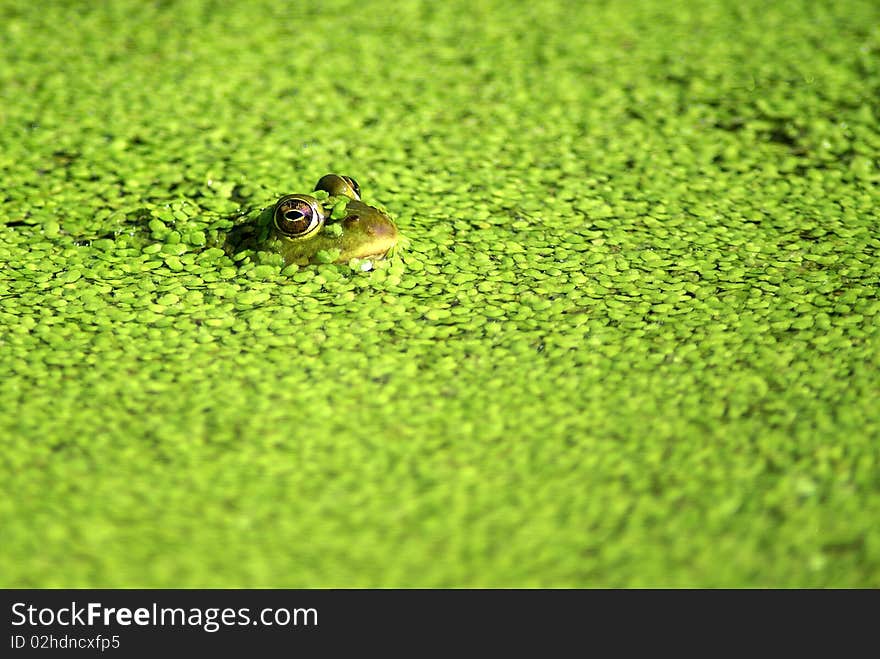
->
273;195;324;238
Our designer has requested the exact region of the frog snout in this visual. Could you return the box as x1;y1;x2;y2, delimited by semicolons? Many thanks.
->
344;214;398;239
368;218;398;239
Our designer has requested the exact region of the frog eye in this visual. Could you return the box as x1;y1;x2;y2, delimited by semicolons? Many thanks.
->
273;195;324;238
341;176;361;199
315;174;361;200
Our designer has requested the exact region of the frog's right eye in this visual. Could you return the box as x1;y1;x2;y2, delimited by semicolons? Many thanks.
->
273;195;324;238
315;174;361;200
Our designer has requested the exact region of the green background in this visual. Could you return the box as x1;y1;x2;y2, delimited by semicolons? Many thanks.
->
1;0;878;587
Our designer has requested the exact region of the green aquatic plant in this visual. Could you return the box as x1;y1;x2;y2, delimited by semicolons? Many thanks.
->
1;0;879;588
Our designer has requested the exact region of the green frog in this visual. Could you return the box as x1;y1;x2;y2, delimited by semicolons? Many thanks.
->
226;174;399;266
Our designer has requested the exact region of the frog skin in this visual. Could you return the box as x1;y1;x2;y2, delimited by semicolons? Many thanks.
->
226;174;399;266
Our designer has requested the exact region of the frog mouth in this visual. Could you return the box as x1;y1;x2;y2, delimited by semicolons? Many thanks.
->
346;232;399;260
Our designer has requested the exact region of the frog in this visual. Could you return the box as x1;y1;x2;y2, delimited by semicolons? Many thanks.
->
225;174;399;267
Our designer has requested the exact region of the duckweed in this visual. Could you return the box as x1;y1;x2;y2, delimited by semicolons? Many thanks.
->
1;0;879;588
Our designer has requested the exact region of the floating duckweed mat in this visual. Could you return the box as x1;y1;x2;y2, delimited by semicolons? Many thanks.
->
1;0;879;587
